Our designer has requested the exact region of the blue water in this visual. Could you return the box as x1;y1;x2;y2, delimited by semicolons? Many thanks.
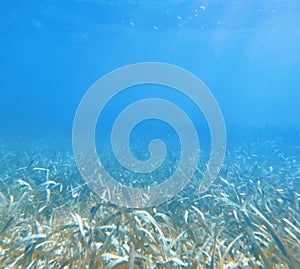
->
1;2;300;268
1;0;300;138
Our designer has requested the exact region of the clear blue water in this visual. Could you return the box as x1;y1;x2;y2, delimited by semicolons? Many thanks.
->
1;1;300;136
0;1;300;268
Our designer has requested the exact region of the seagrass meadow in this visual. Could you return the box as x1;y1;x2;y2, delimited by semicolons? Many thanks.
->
2;1;300;268
0;134;299;269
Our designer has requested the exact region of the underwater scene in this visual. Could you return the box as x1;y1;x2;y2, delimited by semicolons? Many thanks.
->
0;1;300;268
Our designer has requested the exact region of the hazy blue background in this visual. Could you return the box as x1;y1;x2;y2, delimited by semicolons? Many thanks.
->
1;0;300;139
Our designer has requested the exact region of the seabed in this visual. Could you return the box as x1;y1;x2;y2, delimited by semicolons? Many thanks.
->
0;138;299;269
